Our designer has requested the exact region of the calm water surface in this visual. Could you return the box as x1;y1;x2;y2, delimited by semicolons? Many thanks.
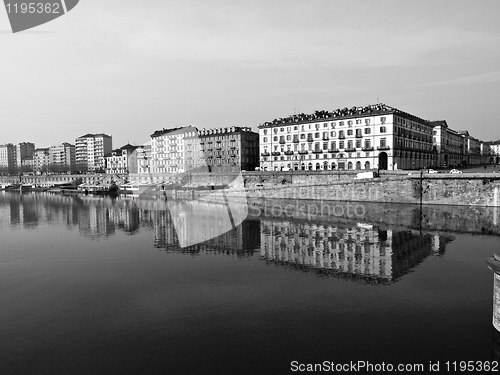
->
1;192;499;374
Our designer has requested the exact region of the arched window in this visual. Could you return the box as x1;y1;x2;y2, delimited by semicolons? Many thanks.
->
315;163;321;170
347;162;353;170
308;163;313;170
365;161;370;169
331;162;336;170
356;161;361;169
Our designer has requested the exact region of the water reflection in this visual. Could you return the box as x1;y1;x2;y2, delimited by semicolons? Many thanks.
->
0;192;469;284
260;219;454;283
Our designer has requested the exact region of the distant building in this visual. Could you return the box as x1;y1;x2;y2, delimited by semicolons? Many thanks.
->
0;144;16;174
184;126;259;172
34;148;50;173
457;131;482;165
259;104;436;171
150;126;196;174
49;143;76;172
16;142;35;171
136;144;152;175
105;144;139;174
485;141;500;164
430;120;464;167
75;133;112;172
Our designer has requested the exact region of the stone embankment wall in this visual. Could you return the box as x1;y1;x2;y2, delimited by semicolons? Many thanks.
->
2;171;500;207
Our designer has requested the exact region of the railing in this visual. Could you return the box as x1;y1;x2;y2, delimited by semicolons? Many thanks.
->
261;152;270;156
329;149;339;153
362;147;374;151
284;151;294;155
271;152;281;156
345;148;356;152
377;146;390;150
298;150;308;155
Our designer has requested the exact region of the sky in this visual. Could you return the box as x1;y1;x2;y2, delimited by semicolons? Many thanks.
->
1;0;499;148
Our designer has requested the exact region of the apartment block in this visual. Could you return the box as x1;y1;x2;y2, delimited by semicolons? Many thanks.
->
75;133;112;172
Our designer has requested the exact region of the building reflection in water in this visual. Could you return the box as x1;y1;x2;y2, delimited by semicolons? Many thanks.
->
0;192;457;282
260;219;454;283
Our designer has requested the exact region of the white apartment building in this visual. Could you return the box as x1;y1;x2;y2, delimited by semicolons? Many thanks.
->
75;133;112;172
258;104;435;171
105;144;139;174
34;148;50;173
0;143;16;173
49;143;76;172
150;126;196;174
430;121;464;167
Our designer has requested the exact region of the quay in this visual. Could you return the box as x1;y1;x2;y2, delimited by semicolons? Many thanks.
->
1;170;500;207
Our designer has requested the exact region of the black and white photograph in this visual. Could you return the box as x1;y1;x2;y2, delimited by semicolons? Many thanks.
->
1;1;500;374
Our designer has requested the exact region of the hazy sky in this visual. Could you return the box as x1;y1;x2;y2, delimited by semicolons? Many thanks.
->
1;0;499;148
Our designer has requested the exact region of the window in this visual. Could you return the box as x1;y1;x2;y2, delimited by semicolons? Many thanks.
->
331;131;336;137
380;117;386;124
347;130;353;136
348;120;353;126
364;128;371;134
315;132;320;138
380;138;387;147
339;141;344;149
339;121;344;126
263;129;267;135
300;134;305;139
263;137;267;142
365;119;370;124
365;140;371;148
331;122;336;128
280;128;284;132
356;119;362;124
380;126;387;133
331;141;336;150
356;140;362;148
273;136;278;141
324;123;328;128
339;130;345;138
286;135;291;141
273;128;278;133
323;142;328;150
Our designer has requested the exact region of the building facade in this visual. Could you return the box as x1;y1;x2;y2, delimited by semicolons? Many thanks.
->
16;142;35;171
150;126;196;174
0;144;16;174
184;126;259;172
258;104;436;171
430;121;464;167
49;143;76;172
75;133;113;172
105;144;139;174
34;148;50;173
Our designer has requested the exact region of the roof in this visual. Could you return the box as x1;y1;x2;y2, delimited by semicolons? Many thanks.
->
259;103;430;128
429;120;448;128
456;130;470;136
77;133;112;139
150;126;198;138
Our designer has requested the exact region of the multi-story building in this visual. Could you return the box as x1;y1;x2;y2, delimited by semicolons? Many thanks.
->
457;131;482;165
105;144;139;174
485;141;500;164
430;121;464;167
49;143;76;172
184;126;259;172
150;126;195;174
75;133;112;172
258;104;436;171
15;142;35;171
0;144;16;174
136;144;152;175
34;148;50;174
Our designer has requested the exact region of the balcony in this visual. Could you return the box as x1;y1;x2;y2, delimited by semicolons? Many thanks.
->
312;150;323;154
279;140;286;144
322;136;329;141
298;150;308;155
261;152;270;156
362;147;374;151
284;151;294;155
293;138;299;143
345;148;356;152
338;135;345;139
355;133;363;138
329;149;339;153
271;152;281;156
377;146;390;151
307;137;314;142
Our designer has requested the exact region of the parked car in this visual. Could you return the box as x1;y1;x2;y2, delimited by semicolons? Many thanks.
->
450;169;462;174
427;169;439;174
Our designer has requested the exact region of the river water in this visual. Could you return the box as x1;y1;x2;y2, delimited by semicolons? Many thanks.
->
1;192;499;374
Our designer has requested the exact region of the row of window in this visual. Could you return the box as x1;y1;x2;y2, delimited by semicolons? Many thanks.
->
264;139;386;153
